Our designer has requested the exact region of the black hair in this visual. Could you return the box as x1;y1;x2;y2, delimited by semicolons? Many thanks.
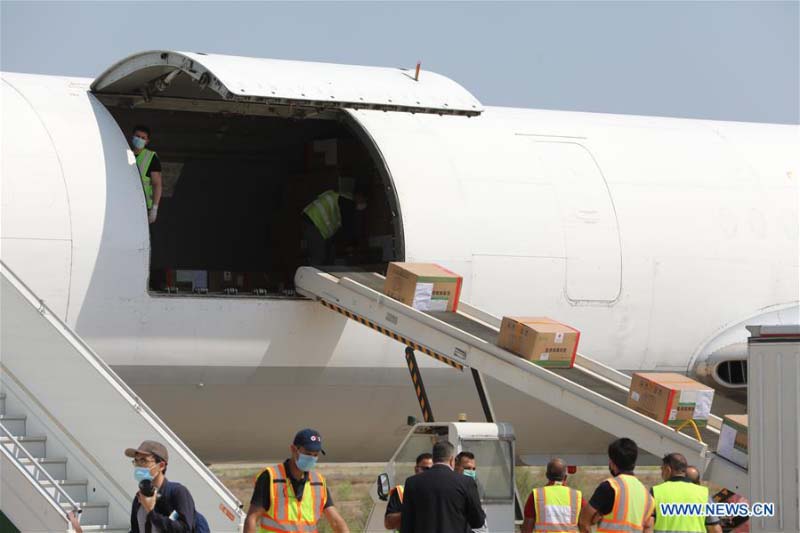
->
415;452;433;465
546;458;566;481
608;438;638;472
662;453;688;474
455;451;475;466
133;125;151;137
432;441;455;463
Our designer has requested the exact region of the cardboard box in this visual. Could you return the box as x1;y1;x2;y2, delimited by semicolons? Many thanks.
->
497;317;580;368
383;263;463;312
717;414;748;468
627;373;715;428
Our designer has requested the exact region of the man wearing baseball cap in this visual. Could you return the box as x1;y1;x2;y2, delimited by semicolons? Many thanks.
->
244;428;349;533
125;440;198;532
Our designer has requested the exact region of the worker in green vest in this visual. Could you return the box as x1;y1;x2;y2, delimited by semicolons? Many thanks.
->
651;453;722;533
131;125;162;224
302;186;367;266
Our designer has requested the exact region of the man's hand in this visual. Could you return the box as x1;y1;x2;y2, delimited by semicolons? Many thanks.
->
384;512;401;530
323;506;350;533
244;504;265;533
67;510;83;533
138;490;157;513
148;204;158;224
578;502;601;533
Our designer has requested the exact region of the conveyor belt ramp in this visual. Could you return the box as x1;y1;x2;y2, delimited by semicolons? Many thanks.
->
295;267;747;494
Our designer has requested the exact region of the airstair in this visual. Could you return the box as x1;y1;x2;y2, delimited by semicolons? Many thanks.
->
295;267;748;494
0;261;245;532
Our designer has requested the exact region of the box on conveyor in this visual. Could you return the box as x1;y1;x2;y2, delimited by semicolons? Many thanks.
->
496;317;580;368
383;263;463;312
627;373;714;428
717;414;748;468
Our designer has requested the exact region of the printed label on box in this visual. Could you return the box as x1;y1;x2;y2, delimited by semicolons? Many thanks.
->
631;391;640;402
540;353;550;361
669;409;678;420
555;332;564;344
693;390;714;420
412;282;434;311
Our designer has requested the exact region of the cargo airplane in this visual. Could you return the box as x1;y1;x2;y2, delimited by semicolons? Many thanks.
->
1;50;797;462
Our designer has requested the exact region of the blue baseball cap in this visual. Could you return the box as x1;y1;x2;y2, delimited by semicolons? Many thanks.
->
293;428;326;455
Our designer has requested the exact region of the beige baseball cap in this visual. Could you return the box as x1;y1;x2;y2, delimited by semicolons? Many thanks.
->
124;440;169;462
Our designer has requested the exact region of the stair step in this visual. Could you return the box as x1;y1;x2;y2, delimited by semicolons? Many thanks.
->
60;501;109;527
19;456;67;479
0;434;47;457
78;528;128;532
40;479;88;502
0;414;26;436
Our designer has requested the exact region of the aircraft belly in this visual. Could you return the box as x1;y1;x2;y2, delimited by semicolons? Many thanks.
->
115;365;620;463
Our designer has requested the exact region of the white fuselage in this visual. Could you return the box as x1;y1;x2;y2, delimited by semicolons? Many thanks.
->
2;59;798;461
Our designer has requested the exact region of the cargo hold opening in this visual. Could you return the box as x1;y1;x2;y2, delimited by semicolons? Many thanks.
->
97;98;404;297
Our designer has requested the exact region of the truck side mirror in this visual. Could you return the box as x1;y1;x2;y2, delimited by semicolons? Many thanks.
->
377;473;391;501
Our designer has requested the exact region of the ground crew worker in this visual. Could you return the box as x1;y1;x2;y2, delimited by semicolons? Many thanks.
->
131;125;162;224
579;438;655;533
454;451;488;532
522;458;585;533
384;453;433;530
454;451;476;477
243;429;349;533
651;453;722;533
302;187;367;266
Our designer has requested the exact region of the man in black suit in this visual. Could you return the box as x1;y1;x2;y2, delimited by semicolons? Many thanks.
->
400;441;486;533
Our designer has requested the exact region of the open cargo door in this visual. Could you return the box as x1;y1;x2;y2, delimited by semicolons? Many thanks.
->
91;50;483;116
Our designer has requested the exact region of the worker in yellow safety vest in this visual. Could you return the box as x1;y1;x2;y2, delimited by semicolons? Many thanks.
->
384;453;433;531
651;453;722;533
243;429;349;533
579;438;655;533
130;125;162;224
522;458;584;533
302;187;367;266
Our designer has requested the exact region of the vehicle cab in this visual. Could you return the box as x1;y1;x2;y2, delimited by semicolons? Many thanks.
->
368;422;517;533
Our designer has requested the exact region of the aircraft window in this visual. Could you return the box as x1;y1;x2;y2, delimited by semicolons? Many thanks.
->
97;100;402;298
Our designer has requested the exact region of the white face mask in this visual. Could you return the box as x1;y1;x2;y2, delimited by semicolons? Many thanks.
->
356;203;367;211
131;136;147;150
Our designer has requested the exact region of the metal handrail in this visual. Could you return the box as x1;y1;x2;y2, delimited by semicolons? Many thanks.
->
0;421;80;515
0;260;244;515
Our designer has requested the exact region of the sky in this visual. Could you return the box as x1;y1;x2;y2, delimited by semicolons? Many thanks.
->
1;1;798;124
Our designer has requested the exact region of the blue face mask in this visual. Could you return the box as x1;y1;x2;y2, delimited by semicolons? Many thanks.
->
296;453;318;472
134;466;154;482
464;469;477;479
131;136;147;150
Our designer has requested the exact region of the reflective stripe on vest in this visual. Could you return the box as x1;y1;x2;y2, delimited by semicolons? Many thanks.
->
532;483;582;532
258;463;327;532
135;149;156;209
652;481;708;533
597;475;655;533
391;485;404;503
303;190;342;240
